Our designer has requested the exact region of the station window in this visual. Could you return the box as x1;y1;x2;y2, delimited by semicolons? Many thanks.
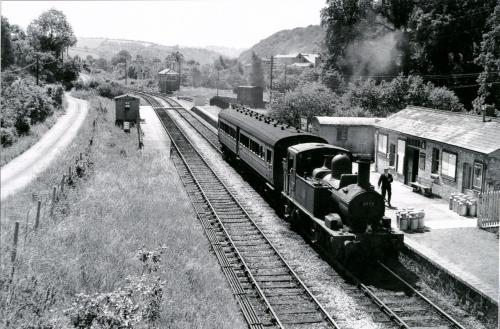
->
473;162;484;190
419;152;426;170
431;148;440;174
378;133;388;154
441;150;457;180
337;126;348;141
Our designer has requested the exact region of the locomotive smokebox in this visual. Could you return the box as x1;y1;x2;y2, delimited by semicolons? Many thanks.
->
357;161;371;188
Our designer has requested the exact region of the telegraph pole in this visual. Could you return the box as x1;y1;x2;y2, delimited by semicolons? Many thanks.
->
125;60;128;85
284;64;287;93
269;56;274;105
217;69;220;96
36;56;40;86
178;59;181;96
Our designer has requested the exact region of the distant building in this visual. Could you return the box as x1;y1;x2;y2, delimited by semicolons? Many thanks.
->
274;53;321;68
375;106;500;199
158;68;179;93
234;86;264;108
311;117;382;160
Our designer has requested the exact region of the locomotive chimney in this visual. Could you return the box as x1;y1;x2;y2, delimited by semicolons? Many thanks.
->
357;161;371;188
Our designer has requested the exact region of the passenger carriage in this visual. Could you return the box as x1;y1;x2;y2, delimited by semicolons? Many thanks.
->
218;108;325;192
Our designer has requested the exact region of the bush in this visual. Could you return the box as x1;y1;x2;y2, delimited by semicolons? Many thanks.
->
426;86;464;112
96;82;125;99
339;75;465;116
46;84;64;106
0;127;17;146
1;79;61;144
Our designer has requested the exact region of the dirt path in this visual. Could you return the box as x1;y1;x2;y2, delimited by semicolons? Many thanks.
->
1;94;89;200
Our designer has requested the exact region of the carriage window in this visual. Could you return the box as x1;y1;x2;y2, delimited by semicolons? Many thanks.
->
240;133;250;148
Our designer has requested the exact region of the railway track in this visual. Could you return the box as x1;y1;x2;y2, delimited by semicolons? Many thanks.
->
352;261;465;329
134;91;221;152
137;91;466;329
140;93;339;329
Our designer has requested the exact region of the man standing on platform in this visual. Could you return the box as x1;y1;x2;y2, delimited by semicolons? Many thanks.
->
378;168;393;207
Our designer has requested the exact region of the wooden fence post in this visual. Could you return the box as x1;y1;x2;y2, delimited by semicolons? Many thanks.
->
80;152;83;161
10;221;20;281
60;175;66;195
24;209;30;248
11;221;19;264
50;186;57;216
69;166;72;178
34;200;41;230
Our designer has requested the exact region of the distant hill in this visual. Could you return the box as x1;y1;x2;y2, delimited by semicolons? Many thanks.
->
70;37;224;65
239;25;326;63
205;45;246;58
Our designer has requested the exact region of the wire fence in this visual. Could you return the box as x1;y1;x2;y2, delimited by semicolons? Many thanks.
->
2;117;98;282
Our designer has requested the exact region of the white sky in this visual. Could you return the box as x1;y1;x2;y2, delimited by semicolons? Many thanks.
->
2;0;326;49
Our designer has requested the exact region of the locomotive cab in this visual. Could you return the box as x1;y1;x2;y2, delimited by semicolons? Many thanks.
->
282;143;351;219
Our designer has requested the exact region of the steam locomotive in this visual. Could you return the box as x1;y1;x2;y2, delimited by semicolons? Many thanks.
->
218;107;403;264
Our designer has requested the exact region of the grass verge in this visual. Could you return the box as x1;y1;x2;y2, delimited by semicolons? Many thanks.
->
0;95;245;328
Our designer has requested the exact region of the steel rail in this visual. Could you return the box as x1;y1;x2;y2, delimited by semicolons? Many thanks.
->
140;91;340;328
153;94;221;153
170;147;266;329
377;261;465;329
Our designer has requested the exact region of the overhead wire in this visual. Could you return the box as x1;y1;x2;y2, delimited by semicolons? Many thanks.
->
3;56;60;74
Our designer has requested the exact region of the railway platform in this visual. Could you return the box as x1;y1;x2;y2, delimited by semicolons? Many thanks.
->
370;172;499;305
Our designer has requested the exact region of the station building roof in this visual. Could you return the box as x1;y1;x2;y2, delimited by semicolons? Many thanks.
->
375;106;500;155
158;68;179;75
219;108;325;147
313;117;382;126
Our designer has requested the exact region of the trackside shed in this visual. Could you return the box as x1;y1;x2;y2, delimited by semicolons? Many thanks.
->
114;94;140;125
374;106;500;199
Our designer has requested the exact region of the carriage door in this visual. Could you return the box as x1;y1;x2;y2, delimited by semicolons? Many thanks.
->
266;149;273;180
288;153;296;197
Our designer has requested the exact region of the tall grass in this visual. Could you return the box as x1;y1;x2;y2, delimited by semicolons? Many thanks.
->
0;96;244;328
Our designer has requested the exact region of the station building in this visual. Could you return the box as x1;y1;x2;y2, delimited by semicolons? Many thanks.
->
158;68;179;93
374;106;500;199
310;117;382;160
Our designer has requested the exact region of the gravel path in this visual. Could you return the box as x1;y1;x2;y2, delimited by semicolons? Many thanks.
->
1;94;88;200
160;101;394;329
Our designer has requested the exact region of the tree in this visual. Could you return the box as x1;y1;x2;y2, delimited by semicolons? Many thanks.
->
1;16;15;69
214;56;227;96
26;9;77;57
111;50;132;66
250;52;265;88
270;82;340;127
475;2;500;112
95;58;108;71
